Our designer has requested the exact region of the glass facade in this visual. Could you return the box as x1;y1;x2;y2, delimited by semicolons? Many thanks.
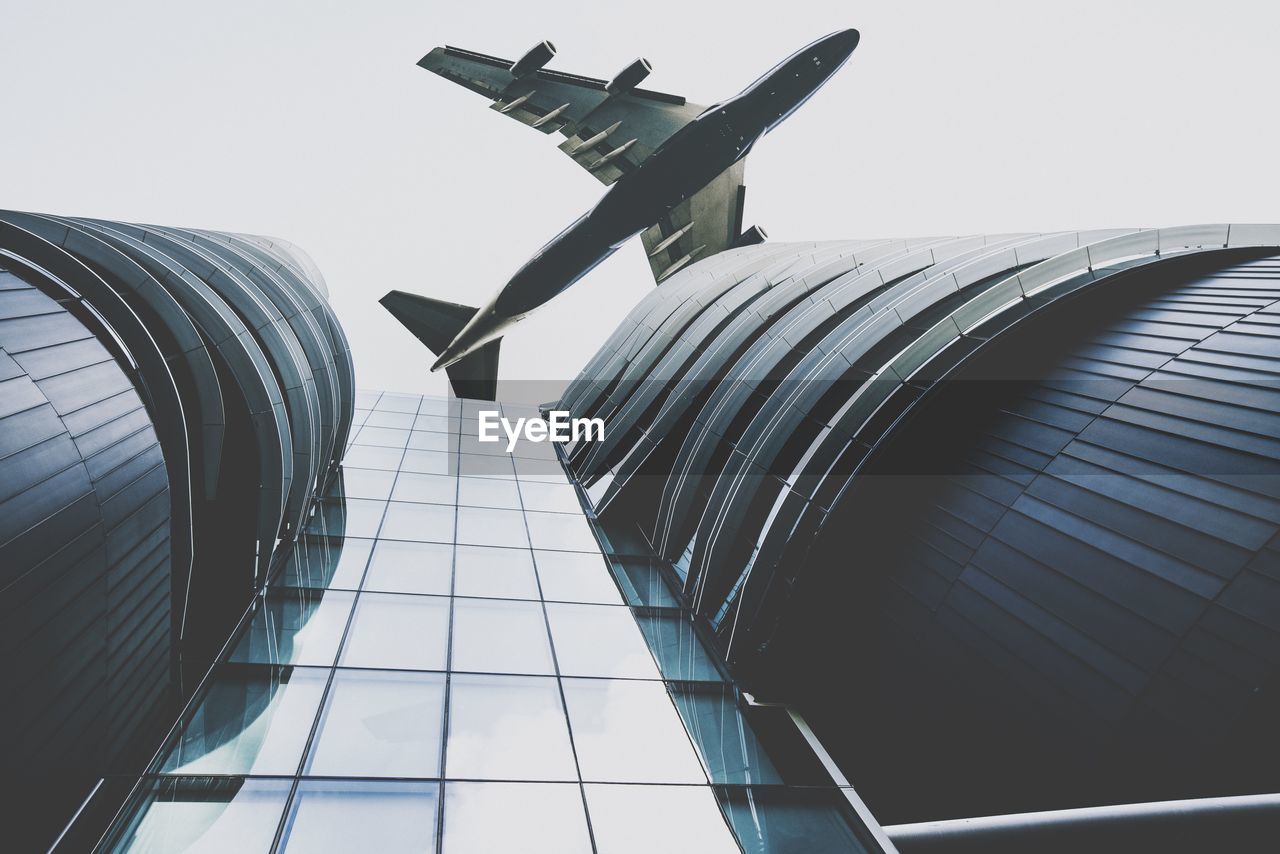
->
92;391;885;853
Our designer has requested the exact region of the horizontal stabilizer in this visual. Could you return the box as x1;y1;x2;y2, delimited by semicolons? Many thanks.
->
380;290;502;400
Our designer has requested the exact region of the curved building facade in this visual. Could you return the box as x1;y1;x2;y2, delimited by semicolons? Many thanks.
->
0;210;353;850
558;226;1280;821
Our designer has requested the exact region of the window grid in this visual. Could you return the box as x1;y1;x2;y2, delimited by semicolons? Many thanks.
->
97;391;875;854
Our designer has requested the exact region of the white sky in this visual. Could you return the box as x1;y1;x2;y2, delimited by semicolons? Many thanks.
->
3;0;1278;396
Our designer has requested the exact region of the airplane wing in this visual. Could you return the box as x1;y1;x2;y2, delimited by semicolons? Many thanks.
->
639;161;765;282
419;43;704;186
420;42;766;283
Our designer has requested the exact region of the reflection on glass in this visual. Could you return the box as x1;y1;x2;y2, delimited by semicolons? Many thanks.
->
533;551;622;604
159;666;325;775
306;498;386;538
340;593;449;671
380;501;455;543
307;670;445;778
451;598;554;674
455;507;529;548
445;674;577;780
634;612;723;681
229;590;355;667
453;545;539;599
391;471;456;505
457;475;521;509
363;540;453;595
442;782;591;854
326;467;397;501
585;784;739;854
716;786;871;854
545;603;659;679
277;536;373;590
670;684;783;785
561;678;706;783
279;780;438;853
612;557;680;607
341;444;406;470
517;480;581;513
107;777;290;853
524;510;599;551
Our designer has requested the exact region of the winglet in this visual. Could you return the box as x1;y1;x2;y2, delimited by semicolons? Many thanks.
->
380;290;502;400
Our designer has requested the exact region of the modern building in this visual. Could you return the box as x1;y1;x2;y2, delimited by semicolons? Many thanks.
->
0;210;353;851
9;219;1280;852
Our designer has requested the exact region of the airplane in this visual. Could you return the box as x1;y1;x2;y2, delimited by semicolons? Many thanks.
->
382;29;860;399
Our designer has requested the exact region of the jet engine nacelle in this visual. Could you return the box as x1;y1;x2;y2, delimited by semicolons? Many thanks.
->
606;58;653;95
733;225;769;248
510;40;556;77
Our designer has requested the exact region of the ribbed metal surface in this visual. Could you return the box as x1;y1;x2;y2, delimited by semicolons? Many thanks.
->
0;210;353;850
0;269;170;780
563;228;1280;659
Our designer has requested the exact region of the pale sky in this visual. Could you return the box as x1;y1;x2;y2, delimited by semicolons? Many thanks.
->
3;0;1277;396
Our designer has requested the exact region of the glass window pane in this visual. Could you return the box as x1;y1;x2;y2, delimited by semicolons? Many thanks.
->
159;667;326;776
451;599;554;675
401;449;452;475
457;476;521;509
408;430;451;452
441;782;590;854
545;603;659;679
391;471;457;505
306;498;386;538
456;507;528;548
363;541;453;595
670;684;784;785
277;536;373;590
517;480;581;514
524;510;598;551
280;781;438;854
326;468;397;501
375;393;421;413
364;410;415;429
584;784;739;854
445;674;577;780
354;426;411;449
634;613;724;681
341;592;449;671
342;444;405;470
107;778;290;854
561;678;706;784
513;456;569;482
230;590;355;667
534;551;622;604
456;453;515;479
716;787;874;854
612;557;680;607
414;413;454;433
453;545;538;599
380;501;455;543
307;670;445;778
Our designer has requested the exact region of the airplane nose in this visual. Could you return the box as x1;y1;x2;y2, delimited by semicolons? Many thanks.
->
828;28;860;59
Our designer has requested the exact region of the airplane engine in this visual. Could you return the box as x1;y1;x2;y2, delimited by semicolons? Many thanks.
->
510;40;556;77
606;58;653;94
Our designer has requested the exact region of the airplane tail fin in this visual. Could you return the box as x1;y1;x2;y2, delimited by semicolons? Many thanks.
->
380;290;502;400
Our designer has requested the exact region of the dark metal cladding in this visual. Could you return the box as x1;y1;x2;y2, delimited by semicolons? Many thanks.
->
0;210;352;852
563;226;1280;818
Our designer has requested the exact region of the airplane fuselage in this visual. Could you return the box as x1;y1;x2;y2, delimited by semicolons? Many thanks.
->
433;29;860;371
